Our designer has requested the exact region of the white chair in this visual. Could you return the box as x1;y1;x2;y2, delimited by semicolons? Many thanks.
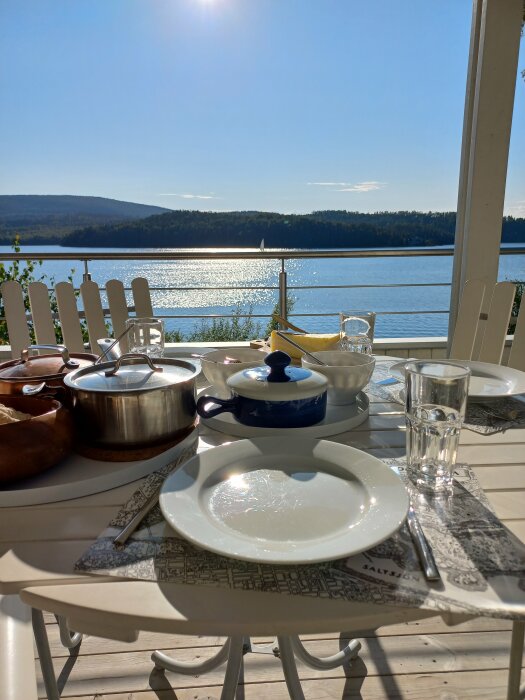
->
0;277;153;358
508;290;525;371
449;279;519;366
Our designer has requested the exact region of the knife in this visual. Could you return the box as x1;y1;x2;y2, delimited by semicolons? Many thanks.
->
406;503;441;581
113;488;160;548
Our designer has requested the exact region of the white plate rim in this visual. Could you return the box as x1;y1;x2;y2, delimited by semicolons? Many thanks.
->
160;437;408;564
388;359;525;398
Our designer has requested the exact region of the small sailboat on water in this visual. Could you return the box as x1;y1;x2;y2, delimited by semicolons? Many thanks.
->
259;238;265;252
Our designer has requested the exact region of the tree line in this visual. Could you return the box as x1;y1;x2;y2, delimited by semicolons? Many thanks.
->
62;209;525;248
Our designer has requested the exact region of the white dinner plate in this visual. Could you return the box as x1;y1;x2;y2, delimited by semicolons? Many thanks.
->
389;359;525;398
160;437;408;564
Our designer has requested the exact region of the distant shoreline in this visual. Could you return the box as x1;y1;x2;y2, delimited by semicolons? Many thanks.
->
2;201;525;248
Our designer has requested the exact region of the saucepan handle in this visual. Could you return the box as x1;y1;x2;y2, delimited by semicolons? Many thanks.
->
21;344;79;369
197;395;238;419
105;353;162;377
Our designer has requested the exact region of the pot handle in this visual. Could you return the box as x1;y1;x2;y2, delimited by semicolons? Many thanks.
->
21;344;79;369
197;395;238;419
21;381;67;402
105;353;163;377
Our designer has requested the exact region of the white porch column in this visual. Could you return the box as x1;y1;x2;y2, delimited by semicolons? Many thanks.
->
449;0;523;343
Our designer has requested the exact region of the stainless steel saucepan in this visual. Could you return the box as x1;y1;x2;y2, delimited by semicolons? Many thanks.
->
64;353;199;448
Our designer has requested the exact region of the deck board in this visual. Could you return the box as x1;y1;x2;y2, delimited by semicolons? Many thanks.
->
37;630;521;697
61;670;522;700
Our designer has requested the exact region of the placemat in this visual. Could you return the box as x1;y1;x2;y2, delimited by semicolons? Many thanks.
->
369;359;525;435
75;455;525;621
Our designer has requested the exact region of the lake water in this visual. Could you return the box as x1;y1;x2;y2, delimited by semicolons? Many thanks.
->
1;244;524;339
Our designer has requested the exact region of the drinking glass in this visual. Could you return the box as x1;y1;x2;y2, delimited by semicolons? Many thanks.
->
125;317;165;358
405;361;470;493
339;311;376;354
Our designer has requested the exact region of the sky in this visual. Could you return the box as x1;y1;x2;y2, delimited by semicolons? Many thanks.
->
1;0;524;215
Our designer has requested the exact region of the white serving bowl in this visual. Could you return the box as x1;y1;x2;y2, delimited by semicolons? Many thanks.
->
302;351;375;405
201;348;266;397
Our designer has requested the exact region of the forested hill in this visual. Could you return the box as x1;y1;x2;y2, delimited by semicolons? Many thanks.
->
62;209;525;248
0;195;171;242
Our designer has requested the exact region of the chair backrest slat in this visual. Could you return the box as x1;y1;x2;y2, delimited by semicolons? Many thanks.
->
132;277;154;318
1;280;31;358
55;282;86;353
80;280;107;353
3;276;152;358
106;279;130;353
28;282;56;348
477;281;516;365
449;279;485;361
508;296;525;371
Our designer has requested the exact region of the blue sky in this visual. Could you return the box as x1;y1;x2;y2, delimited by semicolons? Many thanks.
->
1;0;523;215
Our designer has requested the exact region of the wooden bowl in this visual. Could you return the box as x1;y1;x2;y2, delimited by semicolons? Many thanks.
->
0;396;74;484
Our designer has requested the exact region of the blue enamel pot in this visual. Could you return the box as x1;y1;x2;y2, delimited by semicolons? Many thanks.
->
197;350;328;428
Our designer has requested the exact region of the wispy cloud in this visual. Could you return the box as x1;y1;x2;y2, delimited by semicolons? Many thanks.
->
337;181;386;192
308;181;354;187
506;200;525;217
308;181;386;192
158;193;219;200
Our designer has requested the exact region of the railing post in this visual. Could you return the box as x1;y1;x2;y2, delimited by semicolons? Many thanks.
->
278;259;287;324
82;259;91;282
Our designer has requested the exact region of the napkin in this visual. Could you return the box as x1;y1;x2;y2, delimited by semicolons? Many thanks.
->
269;331;340;360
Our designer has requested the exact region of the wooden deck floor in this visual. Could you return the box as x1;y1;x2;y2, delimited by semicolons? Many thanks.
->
37;613;522;699
35;420;525;699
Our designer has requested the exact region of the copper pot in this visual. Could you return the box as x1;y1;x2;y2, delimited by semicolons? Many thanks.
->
0;395;74;483
0;345;98;404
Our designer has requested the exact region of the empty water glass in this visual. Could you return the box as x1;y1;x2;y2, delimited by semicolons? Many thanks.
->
405;361;470;493
125;317;165;358
340;311;376;354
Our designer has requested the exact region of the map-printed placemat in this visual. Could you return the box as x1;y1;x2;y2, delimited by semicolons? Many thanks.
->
369;359;525;435
75;453;525;621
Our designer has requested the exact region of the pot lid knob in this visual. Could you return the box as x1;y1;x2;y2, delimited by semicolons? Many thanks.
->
264;351;291;383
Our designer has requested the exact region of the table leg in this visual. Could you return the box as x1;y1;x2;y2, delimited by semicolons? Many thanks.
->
220;636;244;700
277;636;306;700
56;615;83;650
506;620;524;700
152;637;244;700
152;637;230;674
290;635;361;670
152;634;362;699
32;608;60;700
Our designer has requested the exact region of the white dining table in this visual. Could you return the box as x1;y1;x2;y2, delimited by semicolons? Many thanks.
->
1;357;524;700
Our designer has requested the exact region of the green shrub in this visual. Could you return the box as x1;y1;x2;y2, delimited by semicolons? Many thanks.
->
0;236;45;344
186;305;264;342
0;236;82;345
